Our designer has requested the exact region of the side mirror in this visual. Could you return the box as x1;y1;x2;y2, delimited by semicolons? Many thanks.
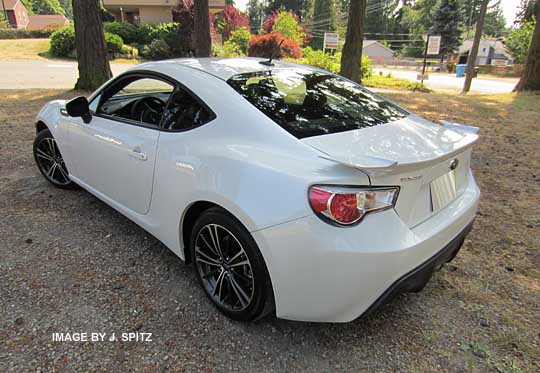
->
65;96;91;123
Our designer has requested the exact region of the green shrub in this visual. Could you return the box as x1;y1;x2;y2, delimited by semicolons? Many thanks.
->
360;55;373;79
297;47;340;73
228;27;251;54
49;26;75;57
105;32;124;55
141;39;172;60
137;22;178;47
294;48;372;80
0;28;54;39
221;40;245;57
363;75;432;92
104;22;138;44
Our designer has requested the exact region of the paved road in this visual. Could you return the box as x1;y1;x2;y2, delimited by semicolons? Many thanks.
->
375;68;518;94
0;60;132;89
0;60;518;93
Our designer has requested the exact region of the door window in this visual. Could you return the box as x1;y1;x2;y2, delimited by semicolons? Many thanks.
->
97;77;174;127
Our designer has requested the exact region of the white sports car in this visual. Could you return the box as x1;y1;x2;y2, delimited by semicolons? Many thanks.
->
33;58;480;322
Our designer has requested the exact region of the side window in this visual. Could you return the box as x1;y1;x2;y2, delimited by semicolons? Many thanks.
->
98;77;174;127
161;88;213;131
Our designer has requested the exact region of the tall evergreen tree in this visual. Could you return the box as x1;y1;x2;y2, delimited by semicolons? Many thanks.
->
399;0;437;57
483;0;507;37
462;0;481;38
463;0;489;93
59;0;73;18
516;0;535;23
194;0;211;57
310;0;336;49
514;0;540;91
72;0;111;91
431;0;463;61
248;0;266;30
364;0;400;36
265;0;311;20
32;0;66;15
340;0;367;82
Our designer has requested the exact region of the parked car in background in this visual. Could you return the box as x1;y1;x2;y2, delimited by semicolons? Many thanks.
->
33;58;480;322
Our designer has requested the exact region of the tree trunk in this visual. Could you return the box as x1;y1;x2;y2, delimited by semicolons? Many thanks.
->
340;0;367;83
462;0;489;94
193;0;211;57
72;0;112;91
514;6;540;92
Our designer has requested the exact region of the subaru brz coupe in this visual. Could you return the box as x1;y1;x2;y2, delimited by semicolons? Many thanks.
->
33;58;480;322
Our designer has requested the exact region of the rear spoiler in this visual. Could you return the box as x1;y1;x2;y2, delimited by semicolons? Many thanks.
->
317;121;479;176
439;120;480;135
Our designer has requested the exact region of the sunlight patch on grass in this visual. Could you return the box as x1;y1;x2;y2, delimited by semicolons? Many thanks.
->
0;39;50;60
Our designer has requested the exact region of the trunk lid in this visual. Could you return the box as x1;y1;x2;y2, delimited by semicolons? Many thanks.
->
302;115;478;227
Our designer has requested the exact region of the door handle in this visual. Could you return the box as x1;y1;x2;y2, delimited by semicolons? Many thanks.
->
130;148;148;161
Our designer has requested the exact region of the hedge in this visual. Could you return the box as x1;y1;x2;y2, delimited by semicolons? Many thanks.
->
0;28;54;39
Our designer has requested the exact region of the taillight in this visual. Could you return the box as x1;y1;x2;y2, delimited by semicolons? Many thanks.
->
308;185;399;226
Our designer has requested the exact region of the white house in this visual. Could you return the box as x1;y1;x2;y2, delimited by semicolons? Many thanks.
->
458;39;513;66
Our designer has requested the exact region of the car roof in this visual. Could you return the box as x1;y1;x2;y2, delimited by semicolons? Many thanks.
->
133;57;323;81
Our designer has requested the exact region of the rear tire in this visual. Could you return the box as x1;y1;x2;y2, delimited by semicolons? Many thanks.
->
33;129;77;189
190;208;274;321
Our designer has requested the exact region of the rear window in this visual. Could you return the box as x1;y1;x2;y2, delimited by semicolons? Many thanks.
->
227;69;408;139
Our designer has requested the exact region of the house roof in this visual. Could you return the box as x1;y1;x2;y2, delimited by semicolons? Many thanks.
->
27;14;69;30
0;0;21;10
363;40;395;54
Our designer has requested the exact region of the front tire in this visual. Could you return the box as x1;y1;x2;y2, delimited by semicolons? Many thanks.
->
190;208;274;321
33;129;77;189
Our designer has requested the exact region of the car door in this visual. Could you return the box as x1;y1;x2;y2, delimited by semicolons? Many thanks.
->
68;74;174;215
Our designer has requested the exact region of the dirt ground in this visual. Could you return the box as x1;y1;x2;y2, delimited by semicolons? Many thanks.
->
1;90;539;372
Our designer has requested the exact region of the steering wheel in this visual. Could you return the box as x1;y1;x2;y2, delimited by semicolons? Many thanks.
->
130;96;166;125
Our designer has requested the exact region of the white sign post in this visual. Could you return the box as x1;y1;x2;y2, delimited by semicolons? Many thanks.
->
323;32;339;53
418;35;441;83
427;35;441;56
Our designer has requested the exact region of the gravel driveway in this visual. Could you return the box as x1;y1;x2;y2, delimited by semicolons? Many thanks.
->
1;90;539;372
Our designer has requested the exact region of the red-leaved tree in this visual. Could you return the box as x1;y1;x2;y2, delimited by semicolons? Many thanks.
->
248;33;302;59
222;5;250;40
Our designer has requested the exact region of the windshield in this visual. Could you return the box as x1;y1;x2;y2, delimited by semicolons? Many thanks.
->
228;69;408;139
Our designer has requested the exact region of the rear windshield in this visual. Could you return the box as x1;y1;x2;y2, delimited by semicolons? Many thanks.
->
227;68;408;139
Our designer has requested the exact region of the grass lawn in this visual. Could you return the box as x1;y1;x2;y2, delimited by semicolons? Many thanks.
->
0;39;139;63
1;90;539;371
0;38;51;60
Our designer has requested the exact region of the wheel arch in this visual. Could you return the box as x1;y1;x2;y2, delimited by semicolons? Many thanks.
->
180;200;257;264
36;121;49;134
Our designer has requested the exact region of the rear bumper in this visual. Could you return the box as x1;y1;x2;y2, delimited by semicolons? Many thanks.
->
252;171;480;322
361;220;473;318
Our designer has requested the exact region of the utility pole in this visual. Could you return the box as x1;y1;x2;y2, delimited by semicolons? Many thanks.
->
462;0;489;94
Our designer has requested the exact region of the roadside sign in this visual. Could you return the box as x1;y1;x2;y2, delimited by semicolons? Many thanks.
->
417;74;429;81
427;35;441;55
323;32;339;50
